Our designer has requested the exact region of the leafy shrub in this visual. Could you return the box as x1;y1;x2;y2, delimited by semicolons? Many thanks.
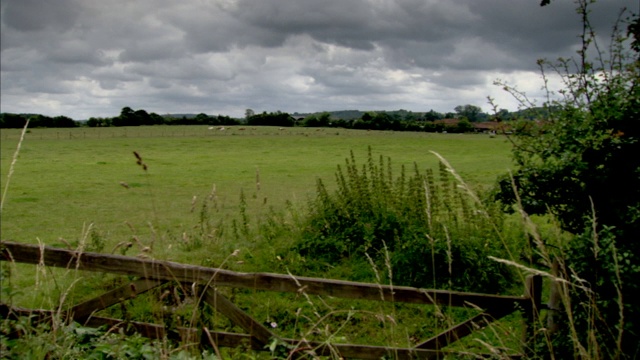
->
1;319;164;359
296;148;515;293
492;1;640;357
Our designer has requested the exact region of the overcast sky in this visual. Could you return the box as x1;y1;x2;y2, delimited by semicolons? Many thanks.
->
0;0;635;120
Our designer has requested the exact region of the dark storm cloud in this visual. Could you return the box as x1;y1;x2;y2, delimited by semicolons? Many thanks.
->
2;0;79;32
0;0;635;119
227;0;629;71
228;0;381;50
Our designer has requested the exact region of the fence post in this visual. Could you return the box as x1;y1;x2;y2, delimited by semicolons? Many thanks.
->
547;257;564;336
523;274;542;355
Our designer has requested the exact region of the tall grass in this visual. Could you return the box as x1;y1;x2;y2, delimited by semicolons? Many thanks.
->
0;119;29;212
489;212;630;359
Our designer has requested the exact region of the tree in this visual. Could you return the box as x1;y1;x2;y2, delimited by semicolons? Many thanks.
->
120;106;134;120
304;112;331;127
217;115;239;126
52;115;77;127
0;113;28;128
112;107;134;126
246;111;294;127
454;104;483;122
456;119;474;133
87;117;112;127
493;108;511;122
494;2;639;357
149;112;165;125
30;115;53;128
194;113;212;125
110;107;163;126
423;109;443;121
134;109;152;125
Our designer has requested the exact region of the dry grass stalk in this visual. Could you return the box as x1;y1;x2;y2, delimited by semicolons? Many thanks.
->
431;150;522;283
1;119;30;212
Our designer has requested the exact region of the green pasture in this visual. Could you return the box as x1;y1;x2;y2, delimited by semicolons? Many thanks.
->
1;126;513;253
1;126;529;356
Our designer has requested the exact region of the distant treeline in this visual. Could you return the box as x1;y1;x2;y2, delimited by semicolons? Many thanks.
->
1;105;549;132
0;107;241;129
0;113;78;128
303;111;478;133
88;107;240;127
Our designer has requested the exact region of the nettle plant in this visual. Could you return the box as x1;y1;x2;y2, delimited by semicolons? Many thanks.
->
493;1;639;358
297;148;515;294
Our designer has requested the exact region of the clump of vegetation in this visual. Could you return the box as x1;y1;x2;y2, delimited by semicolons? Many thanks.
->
493;1;640;357
0;319;168;359
296;147;515;293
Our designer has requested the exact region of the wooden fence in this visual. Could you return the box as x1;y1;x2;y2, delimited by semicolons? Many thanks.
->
0;241;542;359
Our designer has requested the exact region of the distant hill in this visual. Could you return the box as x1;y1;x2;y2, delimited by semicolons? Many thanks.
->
293;109;426;120
162;113;199;119
164;109;435;121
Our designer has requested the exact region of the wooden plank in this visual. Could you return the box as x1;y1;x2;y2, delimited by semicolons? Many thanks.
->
415;307;512;350
291;341;445;359
201;327;254;350
71;278;165;320
81;316;253;349
1;241;527;310
3;304;523;359
84;315;169;340
294;341;522;359
202;286;277;348
2;305;522;359
0;303;55;326
547;258;563;334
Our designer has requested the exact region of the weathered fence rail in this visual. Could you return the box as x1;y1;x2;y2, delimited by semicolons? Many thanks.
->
1;241;541;359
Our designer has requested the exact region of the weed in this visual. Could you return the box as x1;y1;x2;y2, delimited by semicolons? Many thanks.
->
296;148;515;293
88;226;106;253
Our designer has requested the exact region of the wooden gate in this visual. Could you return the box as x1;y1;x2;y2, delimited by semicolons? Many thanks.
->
1;241;541;359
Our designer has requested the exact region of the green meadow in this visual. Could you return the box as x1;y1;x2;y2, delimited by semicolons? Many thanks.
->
1;126;512;252
1;126;524;357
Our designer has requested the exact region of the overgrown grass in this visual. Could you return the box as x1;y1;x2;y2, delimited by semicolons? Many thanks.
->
2;126;535;358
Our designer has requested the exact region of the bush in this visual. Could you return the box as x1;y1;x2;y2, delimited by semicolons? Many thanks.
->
296;148;515;293
555;227;639;359
493;1;639;357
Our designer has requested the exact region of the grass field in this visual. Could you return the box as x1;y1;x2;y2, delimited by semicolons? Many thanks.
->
1;126;512;252
1;125;524;357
